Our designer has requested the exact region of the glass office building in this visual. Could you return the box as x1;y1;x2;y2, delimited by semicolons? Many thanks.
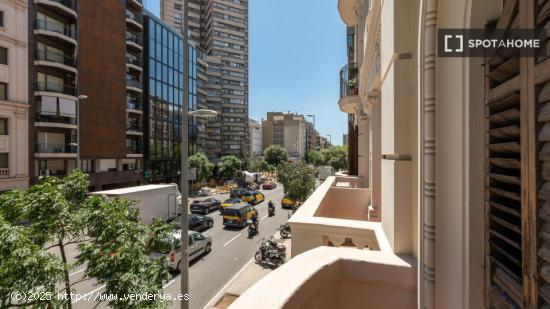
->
143;11;196;185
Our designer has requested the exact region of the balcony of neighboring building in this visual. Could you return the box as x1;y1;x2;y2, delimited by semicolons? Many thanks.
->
126;141;143;158
339;62;360;114
126;74;143;93
35;142;77;158
35;97;77;130
126;31;143;51
126;0;143;11
126;52;143;72
338;0;358;26
126;95;143;115
126;118;143;136
125;9;143;31
35;45;77;74
34;0;76;19
34;17;77;46
34;74;77;100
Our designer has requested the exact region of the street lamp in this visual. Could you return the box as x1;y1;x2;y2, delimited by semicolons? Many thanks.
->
305;114;315;162
75;94;88;169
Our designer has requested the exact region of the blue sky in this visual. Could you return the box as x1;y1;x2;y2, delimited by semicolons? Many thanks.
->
144;0;348;145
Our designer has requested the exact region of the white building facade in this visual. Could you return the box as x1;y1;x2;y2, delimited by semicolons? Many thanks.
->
0;0;29;192
249;118;262;157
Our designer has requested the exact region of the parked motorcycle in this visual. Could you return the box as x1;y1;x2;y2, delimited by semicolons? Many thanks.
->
279;212;291;238
255;238;286;268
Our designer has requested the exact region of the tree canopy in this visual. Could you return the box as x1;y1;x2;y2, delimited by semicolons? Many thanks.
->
217;155;242;180
277;162;316;205
307;150;325;166
0;170;173;308
263;145;288;167
320;146;348;171
188;152;214;182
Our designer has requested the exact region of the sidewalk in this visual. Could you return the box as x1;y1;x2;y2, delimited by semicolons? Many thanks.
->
203;233;292;309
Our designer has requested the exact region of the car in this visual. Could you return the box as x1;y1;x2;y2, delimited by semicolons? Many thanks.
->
230;188;248;198
281;195;296;209
190;198;221;214
242;191;265;205
262;181;276;190
221;198;242;213
223;203;258;228
150;230;212;272
170;214;214;232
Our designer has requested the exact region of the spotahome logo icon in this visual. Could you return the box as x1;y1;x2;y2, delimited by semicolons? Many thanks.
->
438;29;547;57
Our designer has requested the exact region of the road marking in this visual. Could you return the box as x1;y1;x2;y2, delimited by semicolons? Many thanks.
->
260;215;268;220
72;284;105;303
163;278;177;289
223;233;241;247
69;268;86;277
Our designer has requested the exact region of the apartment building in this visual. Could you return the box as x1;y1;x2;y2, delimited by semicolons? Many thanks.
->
262;112;306;160
248;118;261;157
343;134;348;146
161;0;249;161
230;0;550;308
28;0;144;190
0;0;29;192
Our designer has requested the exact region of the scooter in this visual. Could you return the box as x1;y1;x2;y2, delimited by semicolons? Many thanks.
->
267;202;275;217
279;212;291;238
247;220;259;238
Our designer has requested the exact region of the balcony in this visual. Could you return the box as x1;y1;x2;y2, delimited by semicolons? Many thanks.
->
230;247;416;309
35;142;77;158
34;0;76;18
126;123;143;135
0;168;9;178
35;49;77;74
126;78;143;93
338;63;359;114
35;81;76;97
126;55;143;72
34;19;77;45
127;0;143;10
125;10;143;30
338;0;358;26
288;176;381;257
127;101;143;113
35;113;77;129
126;35;143;50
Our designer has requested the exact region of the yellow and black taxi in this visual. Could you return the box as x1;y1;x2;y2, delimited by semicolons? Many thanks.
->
220;198;242;214
281;195;296;209
222;203;258;228
241;191;265;205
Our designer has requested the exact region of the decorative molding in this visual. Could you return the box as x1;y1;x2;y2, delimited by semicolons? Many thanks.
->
419;0;438;308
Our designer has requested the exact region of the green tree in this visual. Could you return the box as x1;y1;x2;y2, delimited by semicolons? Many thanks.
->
218;155;242;180
320;146;348;171
307;150;325;166
0;171;173;308
264;145;288;167
277;162;316;205
188;152;214;183
245;156;262;172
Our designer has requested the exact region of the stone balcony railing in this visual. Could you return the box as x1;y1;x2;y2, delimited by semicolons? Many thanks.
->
230;246;417;309
288;176;390;257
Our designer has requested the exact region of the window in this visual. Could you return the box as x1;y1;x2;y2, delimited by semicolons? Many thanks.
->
0;153;7;169
0;47;6;65
0;12;3;27
0;83;6;100
174;3;182;10
0;118;6;135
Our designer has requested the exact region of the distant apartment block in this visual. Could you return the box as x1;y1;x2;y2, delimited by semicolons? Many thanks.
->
161;0;249;161
28;0;145;190
248;118;261;157
0;0;29;191
343;134;348;146
262;112;306;160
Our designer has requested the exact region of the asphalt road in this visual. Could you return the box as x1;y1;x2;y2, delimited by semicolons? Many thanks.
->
55;184;289;309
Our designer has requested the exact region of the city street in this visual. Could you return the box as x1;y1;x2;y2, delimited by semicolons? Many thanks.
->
53;184;289;309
